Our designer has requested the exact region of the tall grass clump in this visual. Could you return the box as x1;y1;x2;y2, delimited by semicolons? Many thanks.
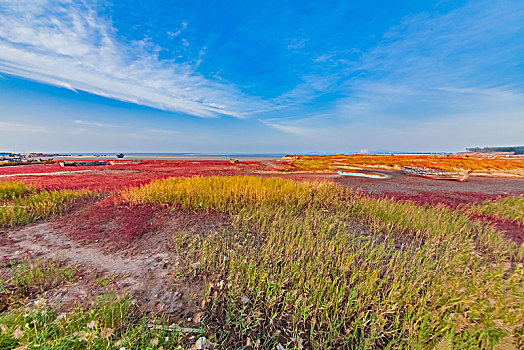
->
123;176;343;211
0;181;34;201
124;176;524;348
0;187;94;227
468;196;524;224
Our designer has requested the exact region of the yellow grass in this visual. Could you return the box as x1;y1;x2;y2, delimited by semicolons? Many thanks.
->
121;176;524;348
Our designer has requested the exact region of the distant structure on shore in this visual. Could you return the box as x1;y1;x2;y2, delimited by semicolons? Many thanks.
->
466;146;524;155
0;153;60;166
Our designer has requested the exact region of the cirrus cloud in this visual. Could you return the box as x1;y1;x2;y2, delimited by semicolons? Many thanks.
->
0;0;269;118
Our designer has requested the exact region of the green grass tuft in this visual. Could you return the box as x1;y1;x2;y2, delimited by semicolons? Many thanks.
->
468;196;524;224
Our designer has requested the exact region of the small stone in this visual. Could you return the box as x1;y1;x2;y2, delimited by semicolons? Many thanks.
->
192;312;202;323
241;295;250;304
55;292;64;302
276;344;285;350
194;336;214;349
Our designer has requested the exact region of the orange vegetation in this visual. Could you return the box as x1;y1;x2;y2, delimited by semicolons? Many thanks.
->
282;154;524;176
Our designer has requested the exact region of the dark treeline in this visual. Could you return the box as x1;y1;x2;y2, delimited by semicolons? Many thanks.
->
466;146;524;154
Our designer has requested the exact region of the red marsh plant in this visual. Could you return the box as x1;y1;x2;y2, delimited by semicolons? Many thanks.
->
60;197;157;244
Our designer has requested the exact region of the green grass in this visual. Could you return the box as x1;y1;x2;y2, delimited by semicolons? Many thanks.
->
0;261;195;349
0;259;76;313
0;182;94;227
468;196;524;224
0;293;190;350
123;176;524;349
9;260;75;294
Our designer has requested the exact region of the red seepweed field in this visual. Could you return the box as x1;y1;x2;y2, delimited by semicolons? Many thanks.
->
1;158;523;241
0;160;266;190
1;157;523;349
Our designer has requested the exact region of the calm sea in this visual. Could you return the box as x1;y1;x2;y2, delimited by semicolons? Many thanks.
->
58;153;285;161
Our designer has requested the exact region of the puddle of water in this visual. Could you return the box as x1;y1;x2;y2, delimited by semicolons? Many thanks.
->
337;171;389;179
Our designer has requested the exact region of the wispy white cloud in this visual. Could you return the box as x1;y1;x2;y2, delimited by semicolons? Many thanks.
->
167;21;187;37
0;0;268;118
146;128;179;135
287;38;308;50
0;121;46;133
74;119;121;128
278;0;524;131
354;0;524;89
261;119;311;136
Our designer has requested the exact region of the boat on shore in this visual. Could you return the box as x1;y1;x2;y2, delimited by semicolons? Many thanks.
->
337;170;389;179
60;161;108;167
109;160;141;165
401;166;471;182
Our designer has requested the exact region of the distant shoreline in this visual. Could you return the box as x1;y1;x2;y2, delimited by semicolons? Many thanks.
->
53;153;284;161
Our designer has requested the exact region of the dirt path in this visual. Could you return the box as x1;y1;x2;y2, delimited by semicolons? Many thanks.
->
1;220;201;320
0;170;94;178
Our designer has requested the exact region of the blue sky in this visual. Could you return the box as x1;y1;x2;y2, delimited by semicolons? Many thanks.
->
0;0;523;153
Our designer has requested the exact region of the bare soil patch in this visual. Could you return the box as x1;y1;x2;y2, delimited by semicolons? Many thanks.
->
0;201;231;323
334;169;524;198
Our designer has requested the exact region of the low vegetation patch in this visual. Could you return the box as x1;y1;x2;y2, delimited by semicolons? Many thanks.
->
468;196;524;224
123;176;524;348
0;260;198;349
0;293;193;350
62;198;157;243
0;259;76;313
122;176;342;211
0;181;94;227
1;177;521;348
